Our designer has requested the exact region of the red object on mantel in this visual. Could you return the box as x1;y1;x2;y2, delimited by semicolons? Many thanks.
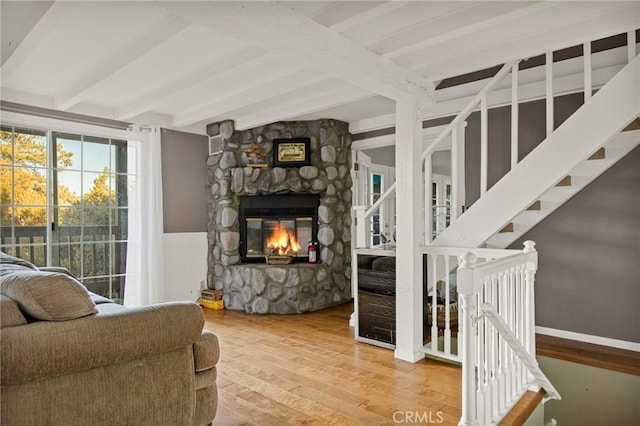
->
308;242;317;264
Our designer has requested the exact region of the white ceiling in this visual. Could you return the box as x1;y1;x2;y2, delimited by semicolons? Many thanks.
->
1;1;638;135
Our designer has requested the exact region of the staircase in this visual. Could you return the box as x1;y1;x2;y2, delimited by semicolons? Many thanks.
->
431;50;639;249
486;125;639;248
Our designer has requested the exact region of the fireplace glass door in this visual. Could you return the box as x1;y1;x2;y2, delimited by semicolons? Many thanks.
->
246;217;312;258
239;194;319;263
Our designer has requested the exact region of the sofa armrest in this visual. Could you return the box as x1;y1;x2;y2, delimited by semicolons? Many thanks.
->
193;330;220;372
1;302;205;385
38;266;75;276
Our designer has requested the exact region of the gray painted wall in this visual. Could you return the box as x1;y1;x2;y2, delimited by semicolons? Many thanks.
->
161;129;208;233
512;146;640;343
465;93;584;208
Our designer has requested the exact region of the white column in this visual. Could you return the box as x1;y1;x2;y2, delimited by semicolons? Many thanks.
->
394;96;425;362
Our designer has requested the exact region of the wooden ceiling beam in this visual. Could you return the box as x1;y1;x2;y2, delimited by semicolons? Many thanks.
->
1;1;59;79
153;1;434;103
55;15;191;110
234;85;371;131
172;69;328;128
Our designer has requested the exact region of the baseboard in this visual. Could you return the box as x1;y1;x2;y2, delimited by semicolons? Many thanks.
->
394;348;426;363
536;326;640;352
349;312;356;327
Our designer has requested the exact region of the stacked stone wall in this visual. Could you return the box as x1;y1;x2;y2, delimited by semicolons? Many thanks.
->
206;119;352;314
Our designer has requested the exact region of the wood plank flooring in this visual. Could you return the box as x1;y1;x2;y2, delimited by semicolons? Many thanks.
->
203;302;463;426
536;334;640;376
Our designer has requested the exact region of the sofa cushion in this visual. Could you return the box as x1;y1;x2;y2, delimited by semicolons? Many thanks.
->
0;252;39;272
0;271;97;321
371;256;396;273
0;295;27;327
193;330;220;372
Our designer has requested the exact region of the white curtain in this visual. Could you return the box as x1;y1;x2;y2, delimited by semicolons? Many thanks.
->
124;125;165;307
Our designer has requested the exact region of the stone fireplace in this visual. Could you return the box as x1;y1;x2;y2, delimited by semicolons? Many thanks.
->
206;119;352;314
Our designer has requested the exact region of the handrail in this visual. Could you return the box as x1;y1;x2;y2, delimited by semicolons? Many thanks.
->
456;241;558;425
422;59;520;160
420;244;518;259
364;181;396;218
353;182;397;248
479;303;561;401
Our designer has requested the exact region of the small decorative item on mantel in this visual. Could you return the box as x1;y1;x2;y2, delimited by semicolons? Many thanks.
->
243;143;269;167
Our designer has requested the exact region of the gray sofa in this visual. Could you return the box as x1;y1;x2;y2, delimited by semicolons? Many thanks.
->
0;252;219;426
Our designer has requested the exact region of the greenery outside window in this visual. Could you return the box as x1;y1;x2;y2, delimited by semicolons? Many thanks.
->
0;126;129;303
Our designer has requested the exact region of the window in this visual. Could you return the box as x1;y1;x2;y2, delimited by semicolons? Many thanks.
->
0;126;129;303
432;174;452;239
371;173;382;246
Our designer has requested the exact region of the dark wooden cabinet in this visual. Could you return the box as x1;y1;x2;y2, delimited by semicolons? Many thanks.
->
358;290;395;344
356;255;396;346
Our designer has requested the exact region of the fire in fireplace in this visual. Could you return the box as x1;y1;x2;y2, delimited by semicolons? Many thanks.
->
239;194;320;263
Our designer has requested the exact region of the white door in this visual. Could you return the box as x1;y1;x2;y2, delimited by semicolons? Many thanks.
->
370;164;396;246
431;174;452;239
352;150;371;207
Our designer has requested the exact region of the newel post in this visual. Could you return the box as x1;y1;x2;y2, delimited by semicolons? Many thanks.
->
353;206;368;248
523;240;538;359
457;252;480;426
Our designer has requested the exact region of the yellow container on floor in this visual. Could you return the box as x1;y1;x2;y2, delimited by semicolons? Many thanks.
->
200;299;224;310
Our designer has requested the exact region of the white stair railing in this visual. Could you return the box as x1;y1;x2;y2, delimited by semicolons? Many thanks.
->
423;31;639;245
353;181;396;248
457;241;560;426
420;245;521;362
422;60;519;243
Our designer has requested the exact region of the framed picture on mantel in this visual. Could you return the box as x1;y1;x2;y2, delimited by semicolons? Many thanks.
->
273;138;310;167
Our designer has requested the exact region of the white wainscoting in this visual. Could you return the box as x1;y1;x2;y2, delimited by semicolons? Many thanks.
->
163;232;208;303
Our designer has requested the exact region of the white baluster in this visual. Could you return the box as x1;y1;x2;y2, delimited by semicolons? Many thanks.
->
480;94;488;194
444;255;451;354
452;122;466;219
545;51;554;137
498;273;508;412
491;276;499;419
424;154;432;243
584;42;592;102
628;30;637;63
511;62;519;169
431;254;439;351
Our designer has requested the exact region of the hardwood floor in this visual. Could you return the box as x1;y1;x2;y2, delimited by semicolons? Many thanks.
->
203;302;464;426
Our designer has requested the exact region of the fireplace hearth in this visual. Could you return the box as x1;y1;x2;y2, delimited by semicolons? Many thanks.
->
206;119;352;314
